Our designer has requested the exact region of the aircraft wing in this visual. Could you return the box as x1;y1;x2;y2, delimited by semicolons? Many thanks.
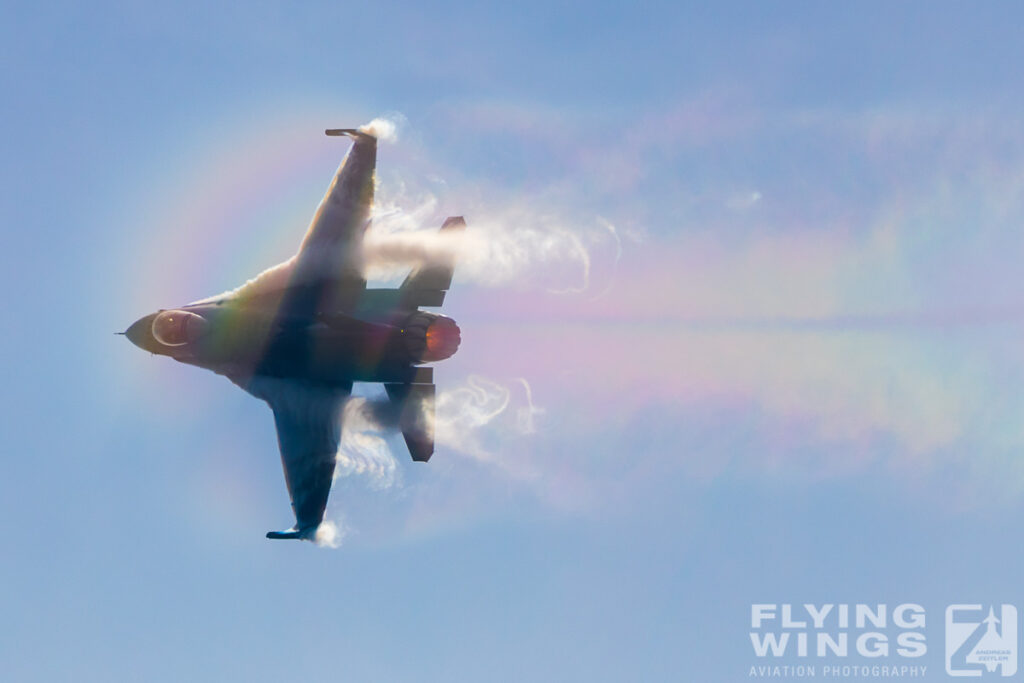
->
190;130;378;315
248;377;350;540
280;130;378;318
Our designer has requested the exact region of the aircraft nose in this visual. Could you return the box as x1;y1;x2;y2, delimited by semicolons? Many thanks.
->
124;315;152;350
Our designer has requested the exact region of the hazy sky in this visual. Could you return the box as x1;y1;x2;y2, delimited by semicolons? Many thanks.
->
5;2;1024;681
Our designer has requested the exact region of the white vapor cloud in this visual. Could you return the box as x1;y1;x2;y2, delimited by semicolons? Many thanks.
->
314;519;346;548
335;397;400;490
434;375;512;461
359;115;401;142
433;375;546;486
515;378;543;435
314;376;548;544
363;196;617;292
334;375;543;477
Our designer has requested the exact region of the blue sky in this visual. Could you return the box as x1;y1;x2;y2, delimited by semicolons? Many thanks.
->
5;2;1024;681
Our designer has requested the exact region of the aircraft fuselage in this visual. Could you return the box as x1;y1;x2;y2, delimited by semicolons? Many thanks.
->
124;294;458;387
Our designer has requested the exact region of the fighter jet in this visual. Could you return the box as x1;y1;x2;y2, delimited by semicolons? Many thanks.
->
124;127;463;541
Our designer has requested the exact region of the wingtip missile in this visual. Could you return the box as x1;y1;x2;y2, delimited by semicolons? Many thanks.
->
266;526;316;541
325;128;376;140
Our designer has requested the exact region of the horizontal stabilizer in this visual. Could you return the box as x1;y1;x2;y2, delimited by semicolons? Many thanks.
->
401;217;465;307
403;289;446;308
403;425;433;462
384;382;435;462
376;365;433;384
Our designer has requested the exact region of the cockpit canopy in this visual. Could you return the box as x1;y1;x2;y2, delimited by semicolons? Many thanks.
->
151;310;208;347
